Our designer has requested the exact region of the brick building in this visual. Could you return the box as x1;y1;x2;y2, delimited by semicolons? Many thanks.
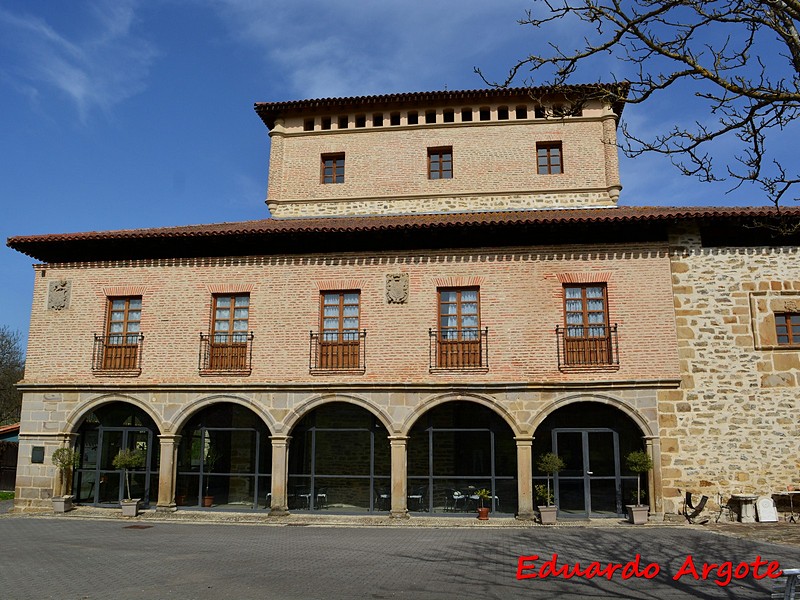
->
7;86;800;519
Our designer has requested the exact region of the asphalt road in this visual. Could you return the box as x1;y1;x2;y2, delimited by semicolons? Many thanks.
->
1;517;799;599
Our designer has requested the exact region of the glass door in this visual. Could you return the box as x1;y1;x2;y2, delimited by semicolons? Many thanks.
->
89;427;153;506
553;428;621;517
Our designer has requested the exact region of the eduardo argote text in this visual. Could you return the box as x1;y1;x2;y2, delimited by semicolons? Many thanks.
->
517;553;783;587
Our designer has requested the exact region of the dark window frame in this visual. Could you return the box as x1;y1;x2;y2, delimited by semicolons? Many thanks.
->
428;146;453;180
321;153;345;184
776;313;800;346
537;141;563;175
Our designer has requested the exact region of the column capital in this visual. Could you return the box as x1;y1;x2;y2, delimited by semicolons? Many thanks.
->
157;434;182;443
514;436;534;445
388;435;408;444
269;435;292;444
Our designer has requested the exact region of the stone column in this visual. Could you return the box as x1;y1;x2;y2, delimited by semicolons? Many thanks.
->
156;434;181;512
269;435;291;516
644;436;663;518
389;436;409;519
515;437;535;520
602;110;622;201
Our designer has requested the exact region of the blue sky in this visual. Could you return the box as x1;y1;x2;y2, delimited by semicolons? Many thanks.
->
0;0;788;351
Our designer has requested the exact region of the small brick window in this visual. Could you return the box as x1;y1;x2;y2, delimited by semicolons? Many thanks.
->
776;313;800;345
537;142;563;174
443;109;455;123
425;110;437;124
321;153;345;184
461;108;473;122
407;111;419;125
497;106;509;120
428;147;453;180
338;115;348;129
390;112;401;126
303;118;315;131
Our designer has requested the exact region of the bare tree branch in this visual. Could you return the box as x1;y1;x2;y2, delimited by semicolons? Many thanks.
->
0;326;24;425
476;0;800;209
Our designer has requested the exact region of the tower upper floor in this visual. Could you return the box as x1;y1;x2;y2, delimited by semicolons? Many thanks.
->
255;85;627;218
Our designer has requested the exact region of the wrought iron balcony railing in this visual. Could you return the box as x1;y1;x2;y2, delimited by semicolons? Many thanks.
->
92;333;144;372
199;332;254;373
309;330;366;372
429;328;488;370
556;324;619;369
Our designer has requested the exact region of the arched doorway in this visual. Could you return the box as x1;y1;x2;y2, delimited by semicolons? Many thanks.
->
74;403;160;507
175;403;271;509
533;401;646;518
407;401;517;514
288;402;390;512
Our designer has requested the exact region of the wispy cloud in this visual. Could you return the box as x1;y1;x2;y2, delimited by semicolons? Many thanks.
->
0;1;157;122
212;0;531;99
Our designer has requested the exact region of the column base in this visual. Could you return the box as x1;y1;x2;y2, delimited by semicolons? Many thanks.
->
268;507;290;517
156;503;178;513
390;510;410;519
515;512;537;521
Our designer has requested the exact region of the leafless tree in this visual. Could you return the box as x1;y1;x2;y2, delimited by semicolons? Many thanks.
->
0;326;24;425
477;1;800;210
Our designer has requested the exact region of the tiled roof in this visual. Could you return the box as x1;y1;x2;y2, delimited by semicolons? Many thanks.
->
254;83;630;129
7;205;799;263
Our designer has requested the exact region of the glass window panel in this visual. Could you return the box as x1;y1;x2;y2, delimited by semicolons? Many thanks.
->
461;302;478;314
129;299;141;309
565;300;583;311
109;322;124;333
586;287;604;298
461;290;478;302
216;297;231;308
440;304;457;315
567;326;584;337
462;315;478;327
343;318;358;329
233;308;248;319
216;308;230;319
587;300;605;311
233;321;248;331
777;325;788;335
110;311;125;322
343;305;358;316
111;300;126;310
588;326;606;337
323;320;339;331
127;311;141;322
565;287;582;299
791;316;800;325
431;172;440;179
126;322;140;333
441;316;458;328
323;294;339;304
215;320;229;331
234;296;249;307
440;291;457;303
343;293;359;304
566;313;583;325
323;306;340;317
778;335;790;344
588;313;605;324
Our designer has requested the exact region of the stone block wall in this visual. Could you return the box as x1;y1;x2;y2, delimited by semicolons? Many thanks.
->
659;225;800;514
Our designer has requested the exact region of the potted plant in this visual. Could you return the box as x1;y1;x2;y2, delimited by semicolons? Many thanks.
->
202;443;222;507
475;488;491;520
113;448;145;517
51;446;79;513
537;452;565;524
625;449;653;524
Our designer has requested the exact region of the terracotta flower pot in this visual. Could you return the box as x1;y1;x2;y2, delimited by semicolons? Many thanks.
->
203;495;214;507
538;506;557;524
477;507;490;520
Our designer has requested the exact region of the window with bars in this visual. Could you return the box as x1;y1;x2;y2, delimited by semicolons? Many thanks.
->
536;141;563;174
208;294;250;370
428;147;453;180
561;284;615;366
321;153;345;184
435;287;484;368
776;313;800;345
317;291;362;369
101;297;142;370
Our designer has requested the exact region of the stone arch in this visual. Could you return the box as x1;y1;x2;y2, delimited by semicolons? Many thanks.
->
170;394;277;435
283;393;393;434
64;393;165;436
529;392;655;438
400;391;522;437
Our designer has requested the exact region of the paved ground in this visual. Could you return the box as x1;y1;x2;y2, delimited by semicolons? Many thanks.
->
2;508;800;599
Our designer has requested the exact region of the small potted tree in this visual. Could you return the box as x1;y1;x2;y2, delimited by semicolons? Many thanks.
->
475;488;491;520
51;446;79;513
113;448;146;517
202;443;222;507
537;452;565;524
625;449;653;525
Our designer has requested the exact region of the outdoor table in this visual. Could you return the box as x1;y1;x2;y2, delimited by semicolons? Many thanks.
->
776;491;800;523
731;493;758;523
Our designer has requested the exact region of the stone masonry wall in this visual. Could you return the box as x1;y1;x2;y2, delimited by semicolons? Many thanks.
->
659;225;800;514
